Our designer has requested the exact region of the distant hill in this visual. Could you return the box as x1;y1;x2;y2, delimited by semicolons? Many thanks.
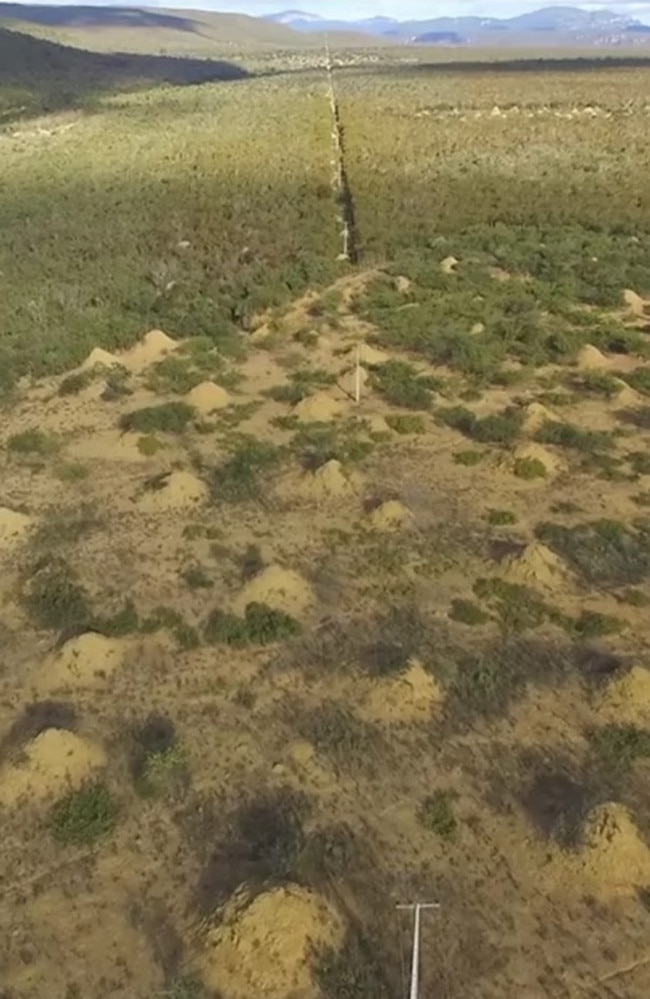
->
0;25;247;120
267;5;650;46
0;3;378;56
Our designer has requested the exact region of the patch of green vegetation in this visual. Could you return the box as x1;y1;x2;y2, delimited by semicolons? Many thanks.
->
140;606;200;650
290;420;373;470
30;502;102;550
145;356;203;395
473;577;557;633
449;599;490;626
385;413;426;435
100;366;132;401
453;449;485;466
619;367;650;396
514;457;547;480
572;611;623;638
487;509;517;526
138;745;190;798
49;782;117;846
295;702;377;773
268;368;336;405
210;437;284;503
204;602;301;647
438;405;523;444
214;401;261;429
119;402;195;434
58;370;93;396
158;977;208;999
56;461;90;483
137;434;165;456
6;428;58;455
371;360;440;409
568;370;619;398
417;789;458;840
96;598;140;637
536;519;650;586
590;724;650;772
22;556;91;630
181;565;213;590
535;420;613;453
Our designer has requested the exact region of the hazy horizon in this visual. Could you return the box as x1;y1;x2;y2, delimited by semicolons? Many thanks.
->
6;0;650;21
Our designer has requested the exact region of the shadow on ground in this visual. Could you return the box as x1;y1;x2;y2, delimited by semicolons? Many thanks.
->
0;27;248;120
0;2;199;31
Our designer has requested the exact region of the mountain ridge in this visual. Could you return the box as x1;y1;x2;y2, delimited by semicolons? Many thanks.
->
266;6;650;45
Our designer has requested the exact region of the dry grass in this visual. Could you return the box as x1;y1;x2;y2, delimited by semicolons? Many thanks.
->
3;41;650;999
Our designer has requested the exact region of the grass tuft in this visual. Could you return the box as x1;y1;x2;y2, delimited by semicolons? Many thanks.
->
49;782;117;846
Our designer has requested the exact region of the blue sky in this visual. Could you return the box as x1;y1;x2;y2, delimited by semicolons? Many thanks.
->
22;0;650;19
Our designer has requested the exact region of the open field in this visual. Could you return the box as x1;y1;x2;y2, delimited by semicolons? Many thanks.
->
3;34;650;999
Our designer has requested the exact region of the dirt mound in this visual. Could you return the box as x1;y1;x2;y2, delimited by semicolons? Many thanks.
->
577;344;609;370
512;443;565;476
503;542;570;591
623;288;649;318
122;329;178;371
0;728;105;807
0;508;32;549
232;564;314;617
70;430;153;464
522;402;558;435
599;666;650;725
80;346;120;371
369;499;413;532
187;381;231;415
395;275;412;293
40;633;126;692
299;459;360;500
578;802;650;893
137;471;208;512
612;377;644;407
294;392;345;422
362;661;442;723
441;255;459;274
202;886;343;999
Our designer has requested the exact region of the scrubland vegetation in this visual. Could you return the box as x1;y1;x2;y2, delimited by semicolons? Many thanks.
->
3;29;650;999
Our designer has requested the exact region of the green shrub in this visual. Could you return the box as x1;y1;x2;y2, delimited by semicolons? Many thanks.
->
119;402;195;434
535;420;613;453
137;434;165;456
450;599;490;625
49;782;117;845
568;370;619;398
58;371;92;396
385;414;426;435
268;368;336;405
453;449;484;466
620;367;650;396
417;789;458;840
7;428;58;455
536;519;650;586
56;462;90;483
101;367;132;401
572;611;623;638
487;509;517;526
371;361;439;409
138;745;189;798
210;438;283;502
473;577;555;632
182;565;213;590
438;406;523;444
22;557;91;630
590;724;650;771
514;457;547;480
204;602;301;646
